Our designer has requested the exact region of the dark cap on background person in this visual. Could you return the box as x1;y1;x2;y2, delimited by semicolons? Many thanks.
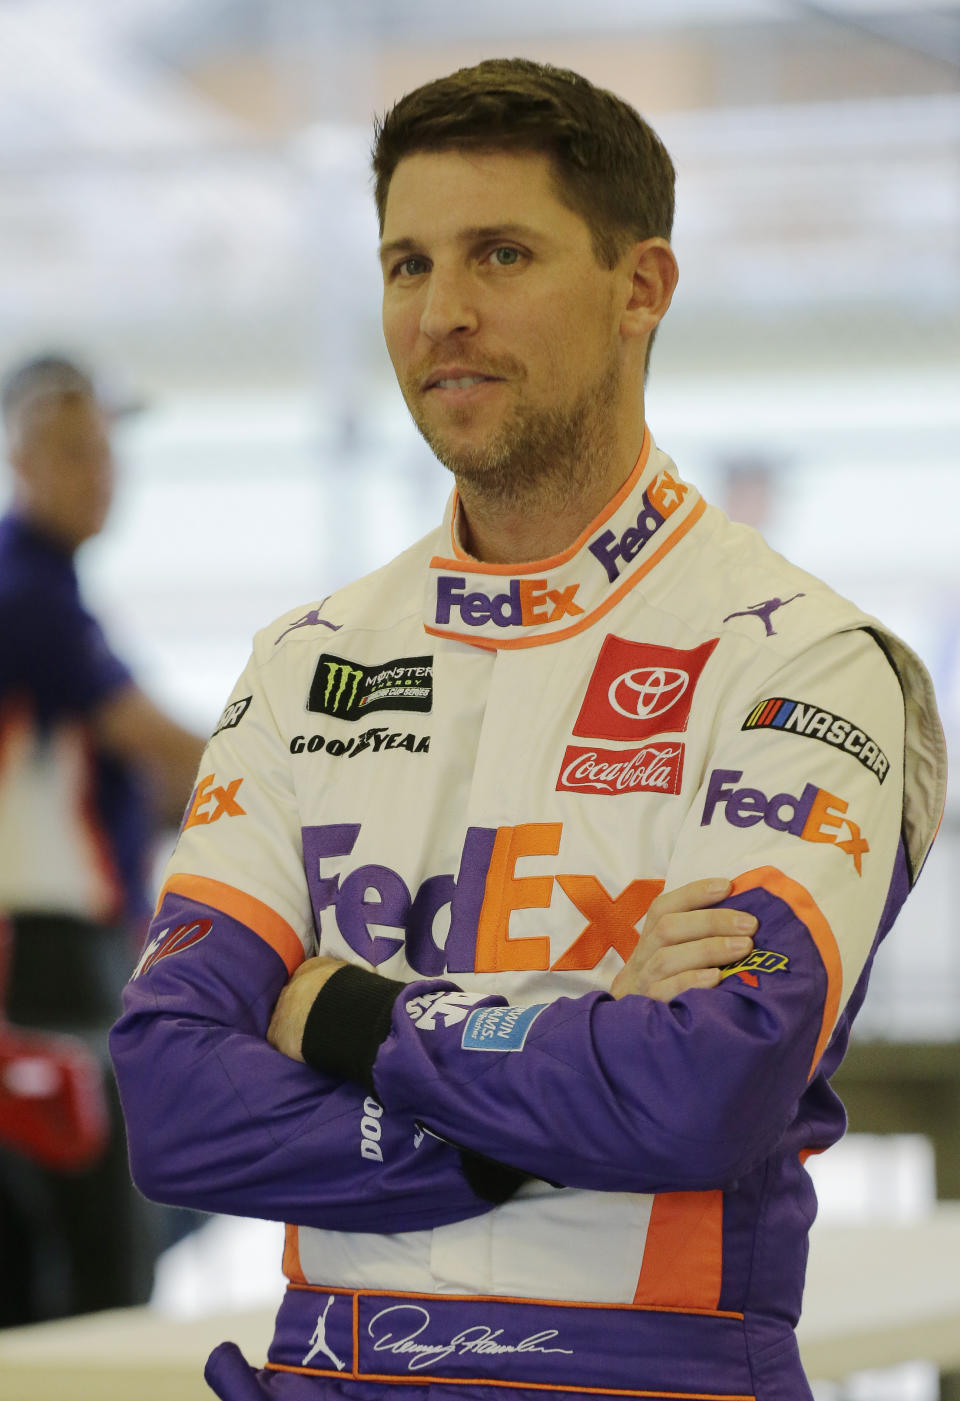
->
1;353;145;432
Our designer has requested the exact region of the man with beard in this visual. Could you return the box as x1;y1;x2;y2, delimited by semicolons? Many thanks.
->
111;60;944;1401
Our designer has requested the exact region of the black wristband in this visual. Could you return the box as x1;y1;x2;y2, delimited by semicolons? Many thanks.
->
300;964;406;1095
458;1149;531;1204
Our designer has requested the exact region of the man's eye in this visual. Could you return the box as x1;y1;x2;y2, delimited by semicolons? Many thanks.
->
394;256;427;278
490;247;522;267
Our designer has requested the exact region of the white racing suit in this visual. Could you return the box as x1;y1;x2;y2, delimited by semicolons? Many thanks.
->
111;429;945;1401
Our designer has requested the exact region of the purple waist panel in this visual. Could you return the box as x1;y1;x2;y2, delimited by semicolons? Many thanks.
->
264;1283;756;1397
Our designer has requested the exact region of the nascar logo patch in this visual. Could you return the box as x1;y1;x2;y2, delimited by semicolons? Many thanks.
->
742;697;889;783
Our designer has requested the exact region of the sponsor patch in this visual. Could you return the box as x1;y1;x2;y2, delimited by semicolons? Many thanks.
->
701;767;869;874
461;1002;548;1051
719;947;790;988
722;594;804;637
308;654;433;721
405;989;488;1031
213;695;251;736
182;773;246;830
290;728;429;757
133;919;213;979
303;822;664;977
742;697;889;783
434;576;583;630
275;604;341;646
587;469;687;584
359;1096;384;1163
556;741;683;795
573;636;718;742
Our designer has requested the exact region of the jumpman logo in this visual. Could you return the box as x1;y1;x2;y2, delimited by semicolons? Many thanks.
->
722;593;804;637
275;602;342;646
302;1295;346;1371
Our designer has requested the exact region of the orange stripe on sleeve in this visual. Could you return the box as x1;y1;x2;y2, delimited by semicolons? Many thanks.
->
157;873;305;976
728;866;842;1077
633;1190;723;1310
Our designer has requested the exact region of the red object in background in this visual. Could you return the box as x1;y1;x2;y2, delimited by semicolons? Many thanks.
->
0;917;109;1172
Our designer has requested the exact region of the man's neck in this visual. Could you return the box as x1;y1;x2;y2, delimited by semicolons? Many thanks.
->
13;498;80;557
455;429;647;565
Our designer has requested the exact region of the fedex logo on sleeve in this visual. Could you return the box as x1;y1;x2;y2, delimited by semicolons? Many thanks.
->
434;576;584;629
701;768;869;874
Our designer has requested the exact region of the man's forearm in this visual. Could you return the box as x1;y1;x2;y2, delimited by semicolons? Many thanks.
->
110;891;522;1227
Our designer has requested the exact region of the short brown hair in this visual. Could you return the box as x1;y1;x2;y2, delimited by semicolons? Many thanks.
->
371;58;675;270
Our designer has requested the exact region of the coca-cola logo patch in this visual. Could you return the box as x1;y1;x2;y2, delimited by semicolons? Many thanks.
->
573;636;718;742
556;742;684;796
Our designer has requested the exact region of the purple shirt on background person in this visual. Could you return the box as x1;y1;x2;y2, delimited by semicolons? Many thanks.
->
0;510;150;932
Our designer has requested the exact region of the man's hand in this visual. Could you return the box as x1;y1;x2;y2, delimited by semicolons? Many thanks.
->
266;954;348;1061
610;878;756;1002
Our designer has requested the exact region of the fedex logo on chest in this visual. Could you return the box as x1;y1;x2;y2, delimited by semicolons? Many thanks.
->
303;822;663;977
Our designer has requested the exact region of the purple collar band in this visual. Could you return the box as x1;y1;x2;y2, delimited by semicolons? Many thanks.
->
265;1283;755;1397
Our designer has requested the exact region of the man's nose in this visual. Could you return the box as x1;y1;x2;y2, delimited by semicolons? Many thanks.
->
419;269;479;342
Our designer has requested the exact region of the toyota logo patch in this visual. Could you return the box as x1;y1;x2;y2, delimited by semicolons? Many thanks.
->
574;636;718;741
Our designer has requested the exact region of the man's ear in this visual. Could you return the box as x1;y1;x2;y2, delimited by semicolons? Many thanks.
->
620;238;679;343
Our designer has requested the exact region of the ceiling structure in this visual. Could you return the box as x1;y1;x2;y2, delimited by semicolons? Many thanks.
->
0;0;957;397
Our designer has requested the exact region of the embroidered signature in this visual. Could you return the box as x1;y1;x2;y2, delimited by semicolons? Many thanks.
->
367;1304;573;1373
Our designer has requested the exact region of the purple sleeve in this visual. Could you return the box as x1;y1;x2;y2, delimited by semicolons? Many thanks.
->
109;889;511;1230
375;884;830;1191
303;851;907;1195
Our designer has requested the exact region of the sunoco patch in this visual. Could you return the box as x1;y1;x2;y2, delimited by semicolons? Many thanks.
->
719;948;790;987
307;654;433;721
461;1003;548;1052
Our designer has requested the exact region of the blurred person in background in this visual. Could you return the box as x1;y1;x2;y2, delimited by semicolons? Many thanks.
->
111;60;945;1401
0;352;205;1324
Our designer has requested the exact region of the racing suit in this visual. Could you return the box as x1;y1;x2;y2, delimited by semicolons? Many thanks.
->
111;429;945;1401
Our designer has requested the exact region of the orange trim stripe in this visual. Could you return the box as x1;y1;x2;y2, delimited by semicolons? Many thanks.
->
442;428;652;572
157;874;305;975
633;1191;723;1310
264;1363;751;1399
729;866;842;1077
282;1224;305;1283
285;1281;742;1319
426;496;706;652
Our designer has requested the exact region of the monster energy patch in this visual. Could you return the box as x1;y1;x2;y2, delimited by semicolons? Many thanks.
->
307;653;433;720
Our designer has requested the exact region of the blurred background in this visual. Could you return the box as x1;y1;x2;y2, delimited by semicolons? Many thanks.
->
0;0;958;1397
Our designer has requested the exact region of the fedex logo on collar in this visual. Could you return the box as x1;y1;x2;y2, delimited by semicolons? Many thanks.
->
434;576;584;629
588;471;687;584
701;768;869;874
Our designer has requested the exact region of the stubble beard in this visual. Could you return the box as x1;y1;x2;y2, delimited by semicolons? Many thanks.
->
405;346;622;516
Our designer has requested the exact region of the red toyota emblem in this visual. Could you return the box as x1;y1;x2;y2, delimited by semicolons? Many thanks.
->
573;636;718;741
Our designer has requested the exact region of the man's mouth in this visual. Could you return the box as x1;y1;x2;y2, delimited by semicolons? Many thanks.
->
431;375;496;390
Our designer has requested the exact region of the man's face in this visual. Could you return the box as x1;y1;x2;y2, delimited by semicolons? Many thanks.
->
12;395;115;548
380;149;629;503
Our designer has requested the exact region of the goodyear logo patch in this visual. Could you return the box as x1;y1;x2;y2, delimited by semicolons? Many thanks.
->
461;1003;548;1051
742;697;888;783
720;948;790;988
308;654;433;721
